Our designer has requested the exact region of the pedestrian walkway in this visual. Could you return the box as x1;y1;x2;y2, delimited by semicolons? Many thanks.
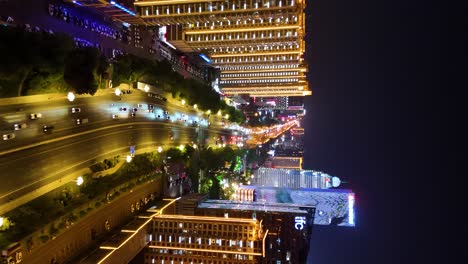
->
0;167;91;215
0;145;159;215
0;88;111;106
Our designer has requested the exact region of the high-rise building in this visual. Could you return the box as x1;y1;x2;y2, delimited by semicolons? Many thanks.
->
254;187;356;227
145;214;267;264
253;167;341;189
264;156;303;169
133;0;311;98
196;199;315;263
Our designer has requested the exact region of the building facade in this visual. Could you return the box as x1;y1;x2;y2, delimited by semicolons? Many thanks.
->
133;0;311;98
144;214;267;264
253;167;341;189
196;199;315;264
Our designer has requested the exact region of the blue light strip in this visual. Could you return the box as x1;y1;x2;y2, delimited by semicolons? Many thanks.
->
110;1;136;16
199;54;212;63
72;1;84;6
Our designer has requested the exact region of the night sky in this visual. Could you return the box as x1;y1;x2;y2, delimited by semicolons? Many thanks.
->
303;1;447;263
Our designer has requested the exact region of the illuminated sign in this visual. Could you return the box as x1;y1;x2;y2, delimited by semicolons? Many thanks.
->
158;26;177;50
199;54;212;63
294;216;306;230
348;194;355;225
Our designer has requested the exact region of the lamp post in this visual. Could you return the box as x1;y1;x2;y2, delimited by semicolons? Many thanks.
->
76;176;84;186
67;92;75;102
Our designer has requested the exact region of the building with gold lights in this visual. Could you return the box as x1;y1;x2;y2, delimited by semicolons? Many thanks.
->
145;214;267;263
66;0;311;98
132;0;310;98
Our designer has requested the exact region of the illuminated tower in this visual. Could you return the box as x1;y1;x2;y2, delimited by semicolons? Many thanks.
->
133;0;311;97
145;214;267;263
254;167;342;189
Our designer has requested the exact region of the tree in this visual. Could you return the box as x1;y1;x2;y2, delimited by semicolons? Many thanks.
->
208;177;221;199
0;217;14;231
63;47;102;95
0;27;74;96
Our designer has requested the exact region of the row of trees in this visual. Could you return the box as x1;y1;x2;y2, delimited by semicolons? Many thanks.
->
0;26;107;96
0;26;245;123
110;54;245;123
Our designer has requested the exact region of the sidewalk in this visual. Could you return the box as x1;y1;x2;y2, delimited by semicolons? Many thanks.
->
0;88;110;106
0;146;158;215
0;167;91;215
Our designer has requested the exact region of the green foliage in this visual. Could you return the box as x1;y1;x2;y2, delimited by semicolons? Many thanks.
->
68;213;78;222
79;210;87;218
165;148;184;162
48;224;59;236
208;177;221;199
63;47;104;95
90;162;106;173
39;235;49;243
0;217;14;231
58;222;66;229
0;27;75;96
111;54;245;124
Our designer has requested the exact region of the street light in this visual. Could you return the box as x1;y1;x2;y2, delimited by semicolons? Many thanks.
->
193;144;197;149
217;110;222;116
115;88;121;96
0;216;3;228
181;99;186;106
76;176;84;186
193;104;197;109
144;85;149;92
126;155;132;163
157;146;163;153
67;92;75;102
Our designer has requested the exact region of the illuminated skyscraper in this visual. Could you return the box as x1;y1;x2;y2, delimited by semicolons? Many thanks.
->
145;214;267;264
195;199;315;263
253;187;356;227
133;0;311;98
254;167;341;189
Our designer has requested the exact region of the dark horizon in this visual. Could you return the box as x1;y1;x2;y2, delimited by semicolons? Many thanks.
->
303;0;447;263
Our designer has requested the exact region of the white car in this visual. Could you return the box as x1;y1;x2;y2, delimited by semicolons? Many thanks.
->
29;113;42;120
71;107;81;113
13;123;27;130
2;133;15;141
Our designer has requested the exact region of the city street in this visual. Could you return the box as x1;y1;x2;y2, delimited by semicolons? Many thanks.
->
0;88;236;210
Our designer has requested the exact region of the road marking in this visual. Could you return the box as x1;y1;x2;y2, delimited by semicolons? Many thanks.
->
0;121;183;156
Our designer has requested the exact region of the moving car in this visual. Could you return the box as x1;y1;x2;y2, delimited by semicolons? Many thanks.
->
71;107;81;113
29;113;42;120
76;118;89;125
13;123;27;130
112;114;119;119
43;125;55;133
2;133;15;140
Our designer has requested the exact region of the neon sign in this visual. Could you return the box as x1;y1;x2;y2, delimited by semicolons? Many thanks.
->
294;216;306;230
